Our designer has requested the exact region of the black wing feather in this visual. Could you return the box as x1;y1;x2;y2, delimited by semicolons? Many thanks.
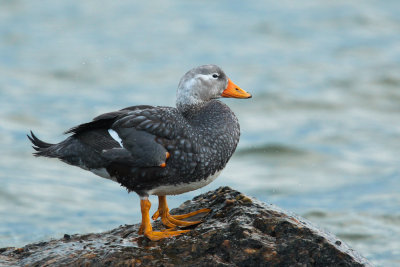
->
65;105;154;135
27;131;53;150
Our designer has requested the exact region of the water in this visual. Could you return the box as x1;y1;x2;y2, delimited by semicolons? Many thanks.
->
1;0;400;265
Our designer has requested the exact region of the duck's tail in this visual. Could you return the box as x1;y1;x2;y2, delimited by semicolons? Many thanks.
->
27;131;58;158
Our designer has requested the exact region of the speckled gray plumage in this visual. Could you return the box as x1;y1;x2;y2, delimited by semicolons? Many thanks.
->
28;65;243;197
115;100;240;195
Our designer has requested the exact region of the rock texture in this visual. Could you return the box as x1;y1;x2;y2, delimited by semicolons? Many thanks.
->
0;187;371;266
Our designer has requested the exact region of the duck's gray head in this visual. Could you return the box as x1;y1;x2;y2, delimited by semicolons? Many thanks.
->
176;64;251;112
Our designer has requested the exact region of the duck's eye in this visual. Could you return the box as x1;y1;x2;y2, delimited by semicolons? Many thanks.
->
212;73;219;79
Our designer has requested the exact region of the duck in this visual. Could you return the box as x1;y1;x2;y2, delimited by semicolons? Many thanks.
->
28;64;252;241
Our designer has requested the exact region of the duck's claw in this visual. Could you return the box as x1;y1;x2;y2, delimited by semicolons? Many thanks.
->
152;209;160;220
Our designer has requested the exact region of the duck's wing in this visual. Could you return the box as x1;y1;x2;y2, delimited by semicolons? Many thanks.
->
109;106;185;166
43;105;159;169
111;107;182;139
64;105;154;135
64;105;183;169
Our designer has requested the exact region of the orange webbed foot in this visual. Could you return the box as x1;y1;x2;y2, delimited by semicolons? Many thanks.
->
144;229;190;241
170;208;211;220
152;196;210;228
140;197;192;241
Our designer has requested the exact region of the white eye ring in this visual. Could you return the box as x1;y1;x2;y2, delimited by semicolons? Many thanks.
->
212;73;219;79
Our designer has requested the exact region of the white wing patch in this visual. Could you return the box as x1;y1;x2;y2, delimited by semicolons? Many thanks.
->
108;129;123;147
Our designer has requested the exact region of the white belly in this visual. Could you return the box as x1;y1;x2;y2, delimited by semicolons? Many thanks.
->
147;170;222;196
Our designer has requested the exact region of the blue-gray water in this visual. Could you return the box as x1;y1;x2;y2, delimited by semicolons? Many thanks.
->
1;0;400;266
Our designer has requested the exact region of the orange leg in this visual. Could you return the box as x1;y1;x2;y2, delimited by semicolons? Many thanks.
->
151;196;210;228
139;198;189;241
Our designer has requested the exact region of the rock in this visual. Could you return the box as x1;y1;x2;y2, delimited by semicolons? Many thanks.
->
0;187;371;266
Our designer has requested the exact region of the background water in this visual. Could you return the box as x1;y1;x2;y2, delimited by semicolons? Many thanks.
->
1;0;399;266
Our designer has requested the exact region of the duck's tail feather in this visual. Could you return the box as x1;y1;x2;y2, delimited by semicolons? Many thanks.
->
27;131;57;157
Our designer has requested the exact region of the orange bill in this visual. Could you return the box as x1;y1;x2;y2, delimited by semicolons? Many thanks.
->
221;78;252;98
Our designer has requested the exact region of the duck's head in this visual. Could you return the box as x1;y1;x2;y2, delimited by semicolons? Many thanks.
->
176;64;251;111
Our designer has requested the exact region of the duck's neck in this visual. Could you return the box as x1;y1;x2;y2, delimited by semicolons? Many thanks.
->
176;79;206;113
176;99;208;116
179;100;238;133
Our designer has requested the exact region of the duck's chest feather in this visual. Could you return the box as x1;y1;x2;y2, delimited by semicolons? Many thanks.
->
109;100;240;196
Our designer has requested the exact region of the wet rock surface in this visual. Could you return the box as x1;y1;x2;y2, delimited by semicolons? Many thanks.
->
0;187;371;266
